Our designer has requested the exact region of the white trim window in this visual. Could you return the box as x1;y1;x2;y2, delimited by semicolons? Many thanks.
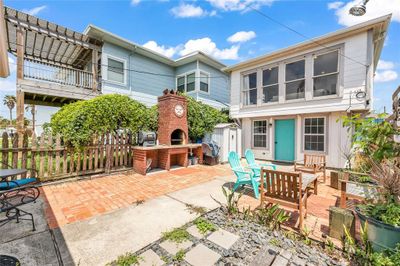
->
253;120;268;148
262;66;279;103
243;72;257;105
313;50;339;97
176;72;196;93
200;72;209;93
304;117;325;152
107;57;126;84
285;59;305;100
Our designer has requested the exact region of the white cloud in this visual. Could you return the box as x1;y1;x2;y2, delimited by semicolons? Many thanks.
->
227;31;256;43
377;60;395;70
207;0;274;12
375;70;398;82
374;60;398;82
131;0;141;5
328;0;400;26
22;5;47;16
0;79;16;92
327;1;344;10
179;37;239;60
170;3;216;18
142;41;178;58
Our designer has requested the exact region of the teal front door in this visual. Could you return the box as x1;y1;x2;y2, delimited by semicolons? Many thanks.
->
274;119;295;161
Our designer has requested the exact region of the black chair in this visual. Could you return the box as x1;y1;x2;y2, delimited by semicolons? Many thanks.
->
0;186;40;231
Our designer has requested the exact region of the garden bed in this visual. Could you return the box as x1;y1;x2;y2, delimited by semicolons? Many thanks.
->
108;207;347;266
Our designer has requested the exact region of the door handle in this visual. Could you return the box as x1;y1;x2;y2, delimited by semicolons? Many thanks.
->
275;141;278;144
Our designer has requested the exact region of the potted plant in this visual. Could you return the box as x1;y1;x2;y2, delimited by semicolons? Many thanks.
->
355;159;400;251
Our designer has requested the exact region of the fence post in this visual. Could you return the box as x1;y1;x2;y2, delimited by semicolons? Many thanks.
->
31;133;37;178
105;133;112;174
1;132;8;169
21;132;28;178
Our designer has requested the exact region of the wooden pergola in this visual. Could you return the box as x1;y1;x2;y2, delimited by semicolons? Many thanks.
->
3;5;102;137
0;0;9;77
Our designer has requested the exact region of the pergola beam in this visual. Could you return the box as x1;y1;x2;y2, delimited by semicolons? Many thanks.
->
0;0;9;77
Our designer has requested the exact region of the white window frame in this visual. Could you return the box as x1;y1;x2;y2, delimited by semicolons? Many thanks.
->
252;120;268;149
104;54;127;85
261;65;279;104
284;58;306;101
175;71;197;93
312;49;340;98
303;117;326;152
199;71;210;94
242;71;258;106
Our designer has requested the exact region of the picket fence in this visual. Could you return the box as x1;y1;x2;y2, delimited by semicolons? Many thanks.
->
0;131;134;181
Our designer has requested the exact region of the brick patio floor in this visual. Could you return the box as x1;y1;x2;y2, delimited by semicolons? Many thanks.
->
41;163;343;244
41;165;230;229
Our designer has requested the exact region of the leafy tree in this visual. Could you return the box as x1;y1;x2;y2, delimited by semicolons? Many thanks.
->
50;94;151;147
3;95;16;126
342;113;400;163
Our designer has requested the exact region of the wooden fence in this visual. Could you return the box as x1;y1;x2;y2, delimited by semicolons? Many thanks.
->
0;131;134;181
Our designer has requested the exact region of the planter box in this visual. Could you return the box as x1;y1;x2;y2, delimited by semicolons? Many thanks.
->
330;171;340;189
329;207;355;240
356;207;400;252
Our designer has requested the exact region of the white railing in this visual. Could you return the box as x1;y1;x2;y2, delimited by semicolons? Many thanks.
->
23;59;95;90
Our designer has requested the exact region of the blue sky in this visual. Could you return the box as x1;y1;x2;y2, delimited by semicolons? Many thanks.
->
1;0;399;128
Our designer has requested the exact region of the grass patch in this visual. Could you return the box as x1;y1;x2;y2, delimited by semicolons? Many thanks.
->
269;238;281;247
185;203;207;215
107;252;141;266
194;218;216;235
172;249;186;262
162;228;190;243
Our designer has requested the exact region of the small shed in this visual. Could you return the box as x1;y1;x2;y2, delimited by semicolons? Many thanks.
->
204;123;242;163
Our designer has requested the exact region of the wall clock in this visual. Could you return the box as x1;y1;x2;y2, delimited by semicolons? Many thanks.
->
174;104;184;117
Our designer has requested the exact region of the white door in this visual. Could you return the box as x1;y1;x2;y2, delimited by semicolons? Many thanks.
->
229;128;237;153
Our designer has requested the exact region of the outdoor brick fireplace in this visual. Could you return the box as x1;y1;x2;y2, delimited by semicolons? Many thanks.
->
132;90;202;175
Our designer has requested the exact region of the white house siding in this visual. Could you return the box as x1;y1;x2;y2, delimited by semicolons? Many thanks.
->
229;30;374;169
230;31;371;119
241;112;351;168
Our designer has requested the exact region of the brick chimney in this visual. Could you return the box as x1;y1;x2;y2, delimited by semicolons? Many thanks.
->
157;90;188;146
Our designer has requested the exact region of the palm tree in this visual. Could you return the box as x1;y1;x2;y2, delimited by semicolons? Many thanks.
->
25;104;36;131
3;95;16;126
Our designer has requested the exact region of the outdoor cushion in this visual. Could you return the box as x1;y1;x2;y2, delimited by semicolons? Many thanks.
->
0;178;37;190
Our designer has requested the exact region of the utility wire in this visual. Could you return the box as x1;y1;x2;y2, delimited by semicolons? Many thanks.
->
246;4;369;68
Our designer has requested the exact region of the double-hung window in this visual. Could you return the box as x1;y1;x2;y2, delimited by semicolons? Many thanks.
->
285;60;305;100
304;117;325;152
262;67;279;103
253;120;267;148
107;57;125;84
243;72;257;105
313;50;339;97
176;72;196;92
200;72;209;93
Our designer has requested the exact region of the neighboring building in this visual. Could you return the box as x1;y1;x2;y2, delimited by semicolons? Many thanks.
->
84;25;230;109
224;15;391;168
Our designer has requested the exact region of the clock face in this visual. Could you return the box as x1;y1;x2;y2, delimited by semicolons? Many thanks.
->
174;104;184;117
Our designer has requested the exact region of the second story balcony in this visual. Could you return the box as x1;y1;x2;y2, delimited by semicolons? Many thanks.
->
4;6;102;106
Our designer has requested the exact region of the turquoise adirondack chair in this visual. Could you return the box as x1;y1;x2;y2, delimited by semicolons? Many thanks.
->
245;149;276;177
228;151;260;199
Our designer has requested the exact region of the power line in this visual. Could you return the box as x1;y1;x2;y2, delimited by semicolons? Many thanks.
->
246;4;370;68
7;41;228;79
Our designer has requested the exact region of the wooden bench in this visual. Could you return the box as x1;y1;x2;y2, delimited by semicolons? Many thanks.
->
260;169;308;229
294;154;326;183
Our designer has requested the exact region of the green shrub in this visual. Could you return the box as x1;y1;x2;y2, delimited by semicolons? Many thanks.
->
50;94;152;147
108;252;141;266
360;202;400;227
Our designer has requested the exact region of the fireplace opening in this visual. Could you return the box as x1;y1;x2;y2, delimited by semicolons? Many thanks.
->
171;129;185;145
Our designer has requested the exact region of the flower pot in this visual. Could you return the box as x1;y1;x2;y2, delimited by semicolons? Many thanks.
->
355;207;400;252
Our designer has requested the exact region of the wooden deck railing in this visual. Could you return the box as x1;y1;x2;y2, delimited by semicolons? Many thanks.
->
23;59;95;90
0;132;133;181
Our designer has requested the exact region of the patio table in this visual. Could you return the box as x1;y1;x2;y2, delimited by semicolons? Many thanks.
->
301;173;319;195
0;169;28;190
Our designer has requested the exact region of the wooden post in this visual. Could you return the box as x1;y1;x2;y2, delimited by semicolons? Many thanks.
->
16;29;25;146
92;50;98;92
1;132;8;169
